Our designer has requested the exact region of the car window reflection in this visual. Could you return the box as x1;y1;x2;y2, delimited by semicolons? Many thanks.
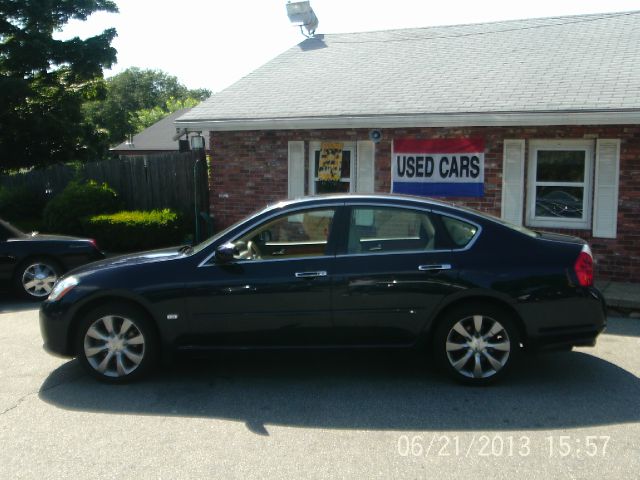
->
232;209;336;261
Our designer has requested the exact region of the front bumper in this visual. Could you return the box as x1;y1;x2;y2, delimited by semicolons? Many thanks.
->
39;300;75;357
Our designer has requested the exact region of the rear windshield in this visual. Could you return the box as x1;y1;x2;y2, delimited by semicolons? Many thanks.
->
487;216;539;238
439;203;539;239
0;219;25;240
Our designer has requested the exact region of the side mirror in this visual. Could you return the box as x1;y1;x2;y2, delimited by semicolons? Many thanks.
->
214;242;237;263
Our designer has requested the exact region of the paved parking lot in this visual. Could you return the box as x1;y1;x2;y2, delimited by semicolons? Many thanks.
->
1;300;639;479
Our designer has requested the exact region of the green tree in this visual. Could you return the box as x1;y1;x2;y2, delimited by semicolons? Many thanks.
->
129;96;200;134
83;68;211;148
0;0;118;170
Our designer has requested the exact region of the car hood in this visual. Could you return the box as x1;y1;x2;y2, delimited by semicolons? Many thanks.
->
70;246;185;275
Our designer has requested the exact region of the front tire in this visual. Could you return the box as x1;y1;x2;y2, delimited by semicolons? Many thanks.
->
76;303;158;383
434;304;521;386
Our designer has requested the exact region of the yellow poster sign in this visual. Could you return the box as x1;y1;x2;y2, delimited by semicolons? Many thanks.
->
318;142;343;181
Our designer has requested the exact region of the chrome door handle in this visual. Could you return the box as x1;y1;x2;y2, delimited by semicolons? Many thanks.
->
418;264;452;271
223;285;257;293
295;271;328;278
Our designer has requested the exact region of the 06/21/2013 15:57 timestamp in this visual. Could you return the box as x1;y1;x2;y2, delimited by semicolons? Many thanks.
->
396;434;611;459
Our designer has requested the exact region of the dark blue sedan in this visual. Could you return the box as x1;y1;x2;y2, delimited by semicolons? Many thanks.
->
40;194;606;385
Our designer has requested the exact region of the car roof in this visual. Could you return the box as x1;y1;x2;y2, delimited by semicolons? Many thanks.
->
263;193;540;238
271;193;457;210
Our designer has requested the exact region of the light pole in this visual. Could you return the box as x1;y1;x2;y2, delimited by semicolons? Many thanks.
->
190;133;206;243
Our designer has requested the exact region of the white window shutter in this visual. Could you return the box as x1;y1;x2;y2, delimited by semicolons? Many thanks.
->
287;141;305;199
356;140;375;193
593;139;620;238
501;140;525;225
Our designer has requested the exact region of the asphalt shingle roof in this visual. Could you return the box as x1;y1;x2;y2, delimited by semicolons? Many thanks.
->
178;11;640;125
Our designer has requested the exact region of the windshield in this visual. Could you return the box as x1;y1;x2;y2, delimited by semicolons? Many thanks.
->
189;203;278;255
0;218;26;239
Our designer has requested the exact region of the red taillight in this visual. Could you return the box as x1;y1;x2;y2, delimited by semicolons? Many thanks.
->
574;247;594;287
89;239;99;250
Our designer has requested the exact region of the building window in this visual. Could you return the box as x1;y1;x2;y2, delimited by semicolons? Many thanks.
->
309;143;355;194
526;140;593;229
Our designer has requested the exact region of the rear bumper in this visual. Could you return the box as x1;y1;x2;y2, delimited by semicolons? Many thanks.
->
519;286;607;351
528;324;606;351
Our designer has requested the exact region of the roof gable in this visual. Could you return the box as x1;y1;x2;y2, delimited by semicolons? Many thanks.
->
112;108;210;152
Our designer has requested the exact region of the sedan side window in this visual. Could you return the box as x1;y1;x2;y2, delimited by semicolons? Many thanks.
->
347;207;438;254
233;209;336;261
440;215;478;248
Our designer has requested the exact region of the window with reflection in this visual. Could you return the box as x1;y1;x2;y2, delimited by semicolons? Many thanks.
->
527;141;593;229
232;209;336;261
347;207;443;254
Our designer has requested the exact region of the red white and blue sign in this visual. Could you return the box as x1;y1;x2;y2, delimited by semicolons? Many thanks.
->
391;138;485;197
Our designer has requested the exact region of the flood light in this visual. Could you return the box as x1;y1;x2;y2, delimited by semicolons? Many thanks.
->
190;133;205;150
286;1;318;37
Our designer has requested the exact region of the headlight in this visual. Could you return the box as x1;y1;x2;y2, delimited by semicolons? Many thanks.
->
48;276;79;302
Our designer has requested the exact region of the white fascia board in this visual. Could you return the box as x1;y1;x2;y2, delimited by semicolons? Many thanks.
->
174;110;640;131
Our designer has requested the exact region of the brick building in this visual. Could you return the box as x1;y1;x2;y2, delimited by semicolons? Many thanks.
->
176;12;640;281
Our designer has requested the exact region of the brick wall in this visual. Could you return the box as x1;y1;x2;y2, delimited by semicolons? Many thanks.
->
209;125;640;281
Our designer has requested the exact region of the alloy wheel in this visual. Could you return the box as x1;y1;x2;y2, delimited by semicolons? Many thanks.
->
22;263;58;298
444;314;511;379
83;315;146;378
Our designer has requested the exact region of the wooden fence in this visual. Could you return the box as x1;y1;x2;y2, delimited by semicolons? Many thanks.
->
0;152;209;216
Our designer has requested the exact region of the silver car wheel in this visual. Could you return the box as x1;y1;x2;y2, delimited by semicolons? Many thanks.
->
83;315;146;378
445;314;511;379
22;262;58;297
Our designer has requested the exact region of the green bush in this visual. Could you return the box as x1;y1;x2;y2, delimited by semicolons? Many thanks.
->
82;209;185;251
0;186;47;226
43;180;122;235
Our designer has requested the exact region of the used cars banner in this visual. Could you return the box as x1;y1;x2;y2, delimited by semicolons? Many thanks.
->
391;138;484;197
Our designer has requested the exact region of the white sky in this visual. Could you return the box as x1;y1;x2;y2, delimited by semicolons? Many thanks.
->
58;0;640;93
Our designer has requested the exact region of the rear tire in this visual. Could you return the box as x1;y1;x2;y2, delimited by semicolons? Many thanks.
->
75;303;159;383
433;303;521;386
15;257;62;300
